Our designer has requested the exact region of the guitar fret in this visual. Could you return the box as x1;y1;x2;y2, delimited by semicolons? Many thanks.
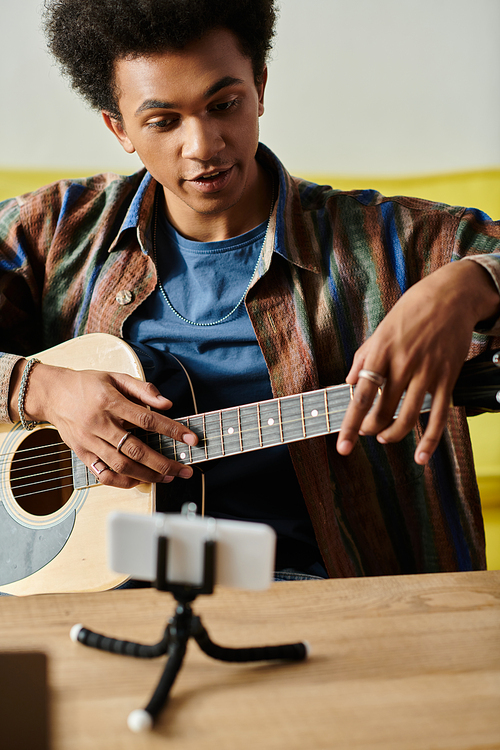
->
326;386;352;432
324;390;330;433
187;415;207;463
240;405;260;452
278;398;284;443
259;400;282;447
167;437;175;460
219;411;225;456
299;394;306;437
72;452;98;489
280;395;303;443
237;407;243;452
303;391;329;437
175;423;190;463
186;417;193;463
220;408;241;455
204;412;223;460
203;414;208;459
257;404;263;447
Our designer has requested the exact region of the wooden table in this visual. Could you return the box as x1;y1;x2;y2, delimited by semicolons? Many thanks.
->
1;571;499;749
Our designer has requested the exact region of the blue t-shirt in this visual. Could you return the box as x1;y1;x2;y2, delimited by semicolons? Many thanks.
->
124;205;326;575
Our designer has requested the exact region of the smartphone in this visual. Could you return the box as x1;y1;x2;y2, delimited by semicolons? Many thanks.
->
108;512;276;591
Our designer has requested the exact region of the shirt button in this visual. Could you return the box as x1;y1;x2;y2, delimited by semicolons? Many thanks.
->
115;290;133;306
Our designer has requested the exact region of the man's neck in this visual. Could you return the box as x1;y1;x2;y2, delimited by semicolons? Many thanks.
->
162;163;274;243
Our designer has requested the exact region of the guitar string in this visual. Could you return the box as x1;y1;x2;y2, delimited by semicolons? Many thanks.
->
1;393;356;496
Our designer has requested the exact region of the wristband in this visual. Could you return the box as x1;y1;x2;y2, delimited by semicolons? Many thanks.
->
17;358;41;430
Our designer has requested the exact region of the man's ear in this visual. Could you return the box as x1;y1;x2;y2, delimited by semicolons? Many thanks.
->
102;111;136;154
257;66;268;117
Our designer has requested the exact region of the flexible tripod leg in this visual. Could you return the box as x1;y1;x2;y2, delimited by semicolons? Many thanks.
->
70;623;170;658
191;616;310;663
70;618;190;733
128;638;188;732
127;600;193;732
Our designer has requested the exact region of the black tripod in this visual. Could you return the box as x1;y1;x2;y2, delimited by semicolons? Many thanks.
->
71;535;309;732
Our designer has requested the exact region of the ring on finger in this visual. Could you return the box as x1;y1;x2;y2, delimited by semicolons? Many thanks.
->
91;459;109;478
358;369;386;388
116;430;132;454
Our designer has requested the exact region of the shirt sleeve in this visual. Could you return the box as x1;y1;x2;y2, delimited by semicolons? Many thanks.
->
452;206;500;336
0;353;23;423
0;196;42;423
460;255;500;335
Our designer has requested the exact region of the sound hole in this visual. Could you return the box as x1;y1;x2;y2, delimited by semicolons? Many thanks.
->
10;429;74;516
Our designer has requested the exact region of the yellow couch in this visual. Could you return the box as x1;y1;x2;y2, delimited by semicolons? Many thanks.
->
1;166;500;569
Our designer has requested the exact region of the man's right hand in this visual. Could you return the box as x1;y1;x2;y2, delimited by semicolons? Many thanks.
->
9;361;198;489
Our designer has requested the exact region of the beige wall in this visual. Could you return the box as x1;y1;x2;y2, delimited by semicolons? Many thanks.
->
1;0;499;176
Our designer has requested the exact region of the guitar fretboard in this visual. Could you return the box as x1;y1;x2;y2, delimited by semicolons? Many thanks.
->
155;383;354;465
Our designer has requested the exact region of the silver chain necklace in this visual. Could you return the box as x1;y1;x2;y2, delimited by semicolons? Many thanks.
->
151;184;274;327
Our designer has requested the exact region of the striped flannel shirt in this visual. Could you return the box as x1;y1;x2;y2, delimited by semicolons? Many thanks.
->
1;143;500;577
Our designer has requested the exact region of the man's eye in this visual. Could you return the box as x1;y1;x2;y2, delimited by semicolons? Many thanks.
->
147;117;177;129
212;99;239;113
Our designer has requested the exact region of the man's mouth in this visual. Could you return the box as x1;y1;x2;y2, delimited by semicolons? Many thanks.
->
198;171;221;180
190;168;227;181
187;167;234;192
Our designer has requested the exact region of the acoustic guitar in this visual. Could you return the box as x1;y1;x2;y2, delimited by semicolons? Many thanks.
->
1;333;499;596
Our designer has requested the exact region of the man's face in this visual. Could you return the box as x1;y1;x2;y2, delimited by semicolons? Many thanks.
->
104;28;267;238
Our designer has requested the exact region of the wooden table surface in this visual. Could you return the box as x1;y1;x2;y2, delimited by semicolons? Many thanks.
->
1;570;499;749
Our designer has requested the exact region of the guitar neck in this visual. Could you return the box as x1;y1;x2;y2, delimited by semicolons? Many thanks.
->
145;384;433;466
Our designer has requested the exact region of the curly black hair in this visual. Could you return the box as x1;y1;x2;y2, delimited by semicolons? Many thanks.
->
43;0;277;119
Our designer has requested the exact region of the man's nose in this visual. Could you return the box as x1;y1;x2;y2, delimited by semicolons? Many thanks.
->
181;117;224;162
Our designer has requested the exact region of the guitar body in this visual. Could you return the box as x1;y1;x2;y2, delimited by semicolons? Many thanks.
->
0;334;154;596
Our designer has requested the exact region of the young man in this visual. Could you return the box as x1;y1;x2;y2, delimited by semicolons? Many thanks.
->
1;0;499;578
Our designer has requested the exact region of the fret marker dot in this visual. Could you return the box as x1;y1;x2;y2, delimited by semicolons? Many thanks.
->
311;409;319;417
180;452;186;460
228;427;234;434
268;418;275;426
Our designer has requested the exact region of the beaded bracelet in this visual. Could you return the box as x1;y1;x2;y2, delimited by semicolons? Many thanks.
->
17;358;41;430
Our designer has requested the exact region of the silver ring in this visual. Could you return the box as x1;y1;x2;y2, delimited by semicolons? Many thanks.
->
358;369;386;388
91;459;108;477
116;431;132;454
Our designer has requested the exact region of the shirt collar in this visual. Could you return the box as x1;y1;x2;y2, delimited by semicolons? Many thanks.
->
109;170;156;254
110;144;322;274
256;144;322;275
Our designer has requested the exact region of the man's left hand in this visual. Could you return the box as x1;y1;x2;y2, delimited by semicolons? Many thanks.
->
337;260;500;464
